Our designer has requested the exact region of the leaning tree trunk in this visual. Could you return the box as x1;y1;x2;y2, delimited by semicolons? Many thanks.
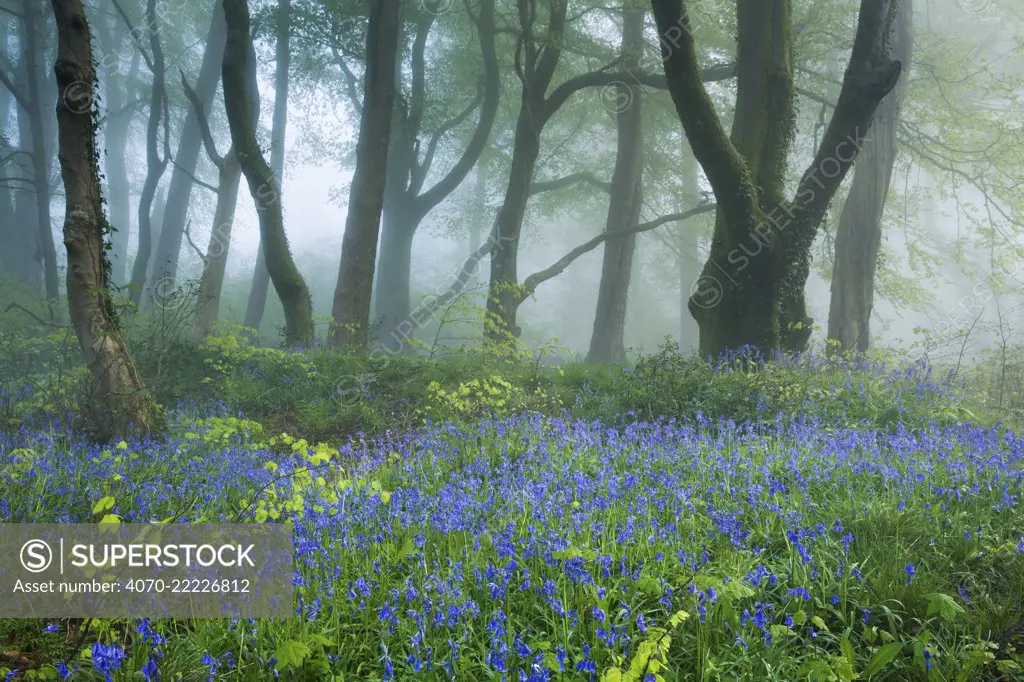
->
23;0;60;303
50;0;164;437
587;6;646;365
827;0;912;353
651;0;902;358
329;0;401;348
194;153;242;340
222;0;313;347
146;6;226;307
242;0;290;336
126;0;168;307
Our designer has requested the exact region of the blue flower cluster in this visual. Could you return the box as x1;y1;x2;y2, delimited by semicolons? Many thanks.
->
2;400;1023;679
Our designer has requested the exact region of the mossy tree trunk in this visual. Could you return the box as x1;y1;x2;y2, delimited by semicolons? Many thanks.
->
242;0;290;336
651;0;903;358
828;0;912;353
222;0;313;347
51;0;164;438
329;0;401;348
587;6;646;365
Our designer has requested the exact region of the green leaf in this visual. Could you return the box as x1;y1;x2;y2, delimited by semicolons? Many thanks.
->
796;659;836;681
840;635;855;665
924;593;964;623
865;642;903;678
92;496;115;515
303;633;334;649
275;640;312;670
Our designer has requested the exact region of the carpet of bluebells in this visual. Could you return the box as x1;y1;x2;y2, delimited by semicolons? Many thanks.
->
3;376;1024;679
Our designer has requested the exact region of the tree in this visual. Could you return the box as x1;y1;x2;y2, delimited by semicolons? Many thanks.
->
242;0;291;335
222;0;313;347
0;1;60;301
482;0;734;344
827;0;913;352
651;0;903;357
96;13;141;287
329;0;401;348
51;0;164;437
371;0;500;350
147;4;227;307
587;5;646;364
182;71;244;341
117;0;170;308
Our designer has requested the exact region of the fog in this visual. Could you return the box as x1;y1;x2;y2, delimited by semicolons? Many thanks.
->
2;0;1022;365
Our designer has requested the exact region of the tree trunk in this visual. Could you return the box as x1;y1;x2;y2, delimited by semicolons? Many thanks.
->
0;41;21;284
194;153;242;340
51;0;164;438
651;0;902;357
242;0;290;336
329;0;401;348
827;0;912;353
587;6;646;365
370;0;499;348
485;110;544;343
97;16;137;287
372;129;418;349
146;187;167;284
677;144;702;351
23;0;60;302
222;0;313;347
373;201;417;352
469;162;486;282
147;5;226;305
13;79;45;292
126;0;169;307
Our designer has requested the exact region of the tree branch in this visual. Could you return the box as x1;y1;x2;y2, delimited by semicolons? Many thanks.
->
541;61;737;125
528;171;611;196
179;68;225;168
410;80;484;196
518;203;717;302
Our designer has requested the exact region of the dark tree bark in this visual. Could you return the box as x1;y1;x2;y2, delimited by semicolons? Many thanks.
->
124;0;169;307
587;6;646;365
650;0;903;357
146;5;226;305
329;0;401;348
50;0;164;437
242;0;290;335
222;0;313;347
827;0;912;352
372;0;500;350
23;0;60;302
